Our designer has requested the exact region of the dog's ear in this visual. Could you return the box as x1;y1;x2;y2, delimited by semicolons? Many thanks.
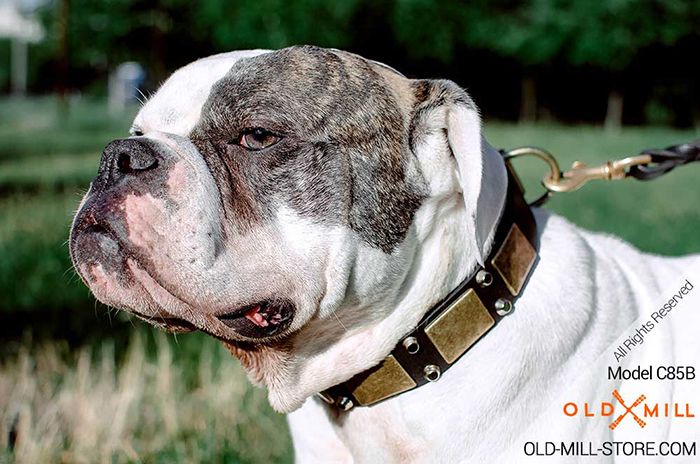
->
414;80;508;265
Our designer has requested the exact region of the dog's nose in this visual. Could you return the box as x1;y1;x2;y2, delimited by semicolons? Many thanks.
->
100;138;159;179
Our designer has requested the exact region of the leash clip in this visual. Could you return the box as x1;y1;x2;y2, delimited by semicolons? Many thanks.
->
504;147;654;194
544;154;653;193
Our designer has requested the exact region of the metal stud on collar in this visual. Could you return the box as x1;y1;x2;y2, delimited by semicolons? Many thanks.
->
337;396;354;411
476;269;493;287
424;364;441;382
495;298;513;317
402;336;420;354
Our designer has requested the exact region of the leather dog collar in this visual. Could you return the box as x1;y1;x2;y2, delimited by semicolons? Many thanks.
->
318;156;539;411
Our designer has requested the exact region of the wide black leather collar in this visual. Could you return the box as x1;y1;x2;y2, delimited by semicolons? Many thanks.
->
317;158;539;411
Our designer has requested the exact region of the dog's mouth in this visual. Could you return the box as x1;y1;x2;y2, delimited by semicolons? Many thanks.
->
70;190;296;343
216;300;294;339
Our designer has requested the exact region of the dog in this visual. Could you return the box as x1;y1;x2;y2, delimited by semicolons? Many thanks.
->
70;46;700;463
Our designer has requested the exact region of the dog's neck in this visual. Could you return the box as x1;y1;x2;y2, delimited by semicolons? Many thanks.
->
262;141;508;413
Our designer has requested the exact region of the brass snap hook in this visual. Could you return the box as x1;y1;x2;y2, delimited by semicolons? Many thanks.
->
543;154;653;193
504;146;561;185
502;147;560;206
504;147;653;194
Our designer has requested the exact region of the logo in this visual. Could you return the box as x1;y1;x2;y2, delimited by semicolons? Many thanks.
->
609;390;646;430
563;390;694;429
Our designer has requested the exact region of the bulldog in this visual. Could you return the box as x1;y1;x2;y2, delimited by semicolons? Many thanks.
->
70;46;700;463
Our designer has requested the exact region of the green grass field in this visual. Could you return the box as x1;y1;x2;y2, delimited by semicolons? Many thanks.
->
0;97;698;463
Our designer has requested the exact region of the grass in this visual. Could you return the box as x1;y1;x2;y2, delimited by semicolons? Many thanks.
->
0;97;136;162
0;330;293;464
0;97;125;340
0;153;100;195
0;192;86;312
0;97;698;463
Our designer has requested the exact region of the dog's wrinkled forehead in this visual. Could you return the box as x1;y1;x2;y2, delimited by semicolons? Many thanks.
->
191;46;406;142
146;45;425;253
134;50;271;136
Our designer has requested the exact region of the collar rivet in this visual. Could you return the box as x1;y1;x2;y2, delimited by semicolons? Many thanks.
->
337;397;354;411
424;364;441;382
402;336;420;354
476;270;493;287
495;298;513;316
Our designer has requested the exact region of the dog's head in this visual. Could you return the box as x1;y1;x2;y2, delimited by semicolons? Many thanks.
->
69;46;506;411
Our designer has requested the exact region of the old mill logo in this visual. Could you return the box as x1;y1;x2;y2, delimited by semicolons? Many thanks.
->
563;390;694;429
609;390;646;430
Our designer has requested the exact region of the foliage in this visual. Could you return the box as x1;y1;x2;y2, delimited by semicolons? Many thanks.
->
5;0;692;125
560;0;698;70
440;0;700;69
196;0;363;51
391;0;473;62
40;0;203;85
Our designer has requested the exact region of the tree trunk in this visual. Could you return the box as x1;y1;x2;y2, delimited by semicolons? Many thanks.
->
519;76;537;123
56;0;71;118
605;88;623;132
151;6;168;86
11;38;27;97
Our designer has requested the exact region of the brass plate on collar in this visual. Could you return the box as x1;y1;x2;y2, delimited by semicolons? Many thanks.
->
424;289;494;364
491;223;536;297
350;355;416;406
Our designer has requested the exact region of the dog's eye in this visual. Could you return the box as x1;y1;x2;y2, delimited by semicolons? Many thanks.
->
236;128;281;151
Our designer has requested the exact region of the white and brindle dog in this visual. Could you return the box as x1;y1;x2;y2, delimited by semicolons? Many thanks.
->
70;46;700;462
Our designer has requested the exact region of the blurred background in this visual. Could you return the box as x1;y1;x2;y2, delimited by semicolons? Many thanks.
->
0;0;698;462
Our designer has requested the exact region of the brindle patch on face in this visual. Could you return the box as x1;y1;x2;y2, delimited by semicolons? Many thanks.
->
189;45;427;253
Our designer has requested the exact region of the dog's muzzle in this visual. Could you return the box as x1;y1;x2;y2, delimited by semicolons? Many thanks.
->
70;138;165;278
69;137;298;342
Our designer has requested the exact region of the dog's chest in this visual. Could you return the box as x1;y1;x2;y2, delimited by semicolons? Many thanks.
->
333;404;429;464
